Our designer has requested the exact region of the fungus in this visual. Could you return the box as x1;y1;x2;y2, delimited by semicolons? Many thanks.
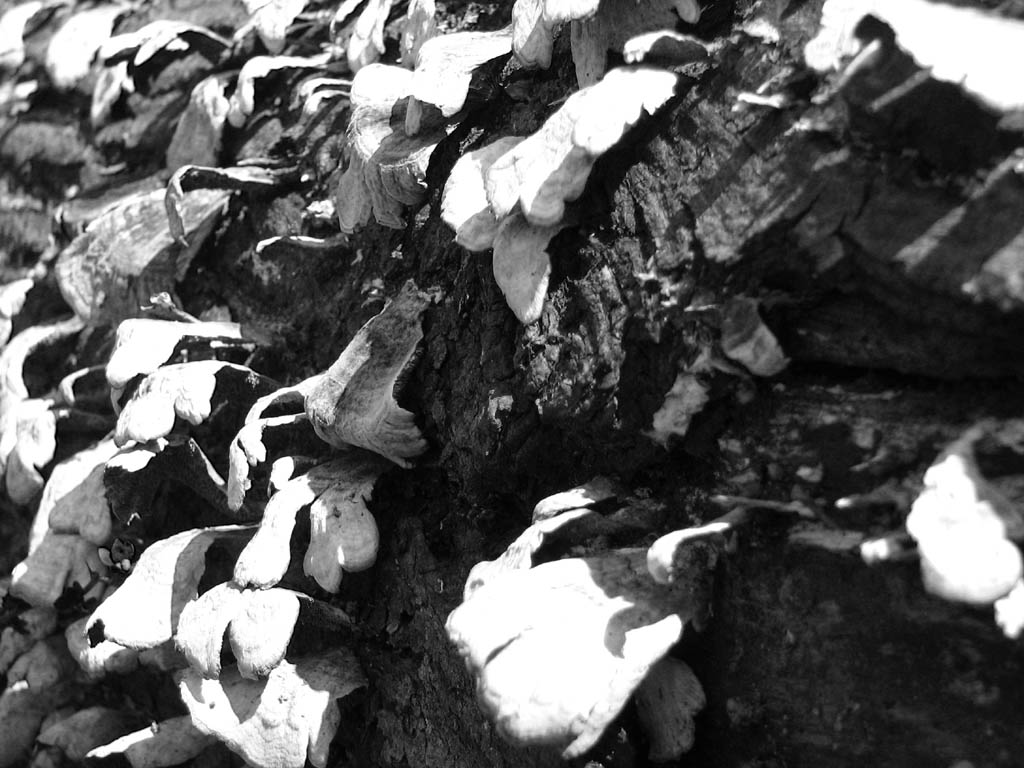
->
648;496;814;584
37;706;144;762
405;28;512;135
178;649;367;768
491;213;565;324
98;20;230;69
485;66;679;227
226;53;331;128
44;4;126;90
303;456;383;591
335;63;450;232
176;583;300;678
634;657;706;763
806;0;1024;113
0;607;56;675
441;136;525;251
86;526;255;649
719;297;788;377
227;411;322;511
106;318;245;406
622;29;710;65
42;437;120;546
532;475;618;521
511;0;700;79
446;545;713;758
644;353;713;447
0;278;33;346
400;0;436;65
90;60;132;127
4;397;57;504
0;638;76;768
87;716;217;768
906;423;1024;605
114;361;278;446
65;617;139;679
9;532;103;607
55;188;229;326
0;2;47;71
346;0;395;72
166;76;232;172
243;0;309;54
304;280;433;464
166;165;295;243
233;454;385;591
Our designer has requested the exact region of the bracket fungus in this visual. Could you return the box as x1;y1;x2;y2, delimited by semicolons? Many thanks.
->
41;437;120;546
106;318;246;406
233;454;386;591
114;361;278;446
806;0;1024;113
303;280;433;464
335;63;450;232
405;28;512;135
87;716;217;768
178;649;367;768
648;497;815;585
176;583;301;679
486;66;679;227
512;0;700;79
167;75;232;171
634;657;706;762
719;298;788;377
10;532;104;607
55;188;229;327
226;53;332;128
86;526;256;649
243;0;309;54
45;4;127;90
906;422;1024;608
447;544;713;758
65;617;139;679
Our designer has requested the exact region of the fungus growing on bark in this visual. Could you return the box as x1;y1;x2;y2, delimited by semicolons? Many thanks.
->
806;0;1024;112
906;422;1024;607
98;20;230;69
491;213;565;325
335;63;451;232
232;454;385;591
511;0;700;82
0;2;48;71
622;29;710;65
226;53;331;128
65;617;139;679
178;649;366;768
0;278;32;346
405;28;512;135
44;4;126;89
86;526;255;649
176;583;301;678
719;297;788;377
166;76;232;171
447;544;713;758
40;437;119;546
304;280;433;464
3;397;56;504
634;657;705;762
55;188;228;326
87;716;217;768
114;361;277;446
36;706;143;763
345;0;396;72
9;532;104;607
645;353;713;447
106;318;245;406
400;0;436;64
486;66;679;227
647;496;814;584
243;0;308;54
441;136;526;251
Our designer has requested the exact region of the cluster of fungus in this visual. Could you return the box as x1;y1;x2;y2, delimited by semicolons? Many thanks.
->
2;0;1021;765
